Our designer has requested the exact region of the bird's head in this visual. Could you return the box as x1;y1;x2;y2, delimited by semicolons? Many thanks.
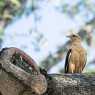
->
66;33;81;42
67;33;81;40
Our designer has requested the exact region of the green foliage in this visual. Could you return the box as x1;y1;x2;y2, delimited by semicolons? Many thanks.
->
0;0;26;25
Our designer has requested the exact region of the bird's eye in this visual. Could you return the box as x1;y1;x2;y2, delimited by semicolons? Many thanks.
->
72;35;76;37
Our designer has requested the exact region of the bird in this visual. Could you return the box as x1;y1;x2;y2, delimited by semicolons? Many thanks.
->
64;33;87;73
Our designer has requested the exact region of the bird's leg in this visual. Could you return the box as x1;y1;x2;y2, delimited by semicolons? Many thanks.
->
71;69;74;73
70;63;75;73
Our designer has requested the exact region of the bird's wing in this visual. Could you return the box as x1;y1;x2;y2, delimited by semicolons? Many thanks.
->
64;49;72;73
81;51;87;71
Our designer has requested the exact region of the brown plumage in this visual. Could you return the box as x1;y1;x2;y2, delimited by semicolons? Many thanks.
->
64;33;87;73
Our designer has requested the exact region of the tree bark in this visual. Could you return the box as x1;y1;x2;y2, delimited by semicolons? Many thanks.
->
0;47;47;95
0;60;47;95
44;74;95;95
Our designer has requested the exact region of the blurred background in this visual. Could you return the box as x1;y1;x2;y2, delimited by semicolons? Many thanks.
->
0;0;95;74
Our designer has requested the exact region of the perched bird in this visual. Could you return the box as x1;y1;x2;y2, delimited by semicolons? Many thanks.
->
64;33;87;73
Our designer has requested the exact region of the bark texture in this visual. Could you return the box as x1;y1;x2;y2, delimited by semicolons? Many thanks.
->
44;74;95;95
0;47;47;95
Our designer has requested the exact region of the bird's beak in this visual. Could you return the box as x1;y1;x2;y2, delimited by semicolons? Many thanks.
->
66;35;71;38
